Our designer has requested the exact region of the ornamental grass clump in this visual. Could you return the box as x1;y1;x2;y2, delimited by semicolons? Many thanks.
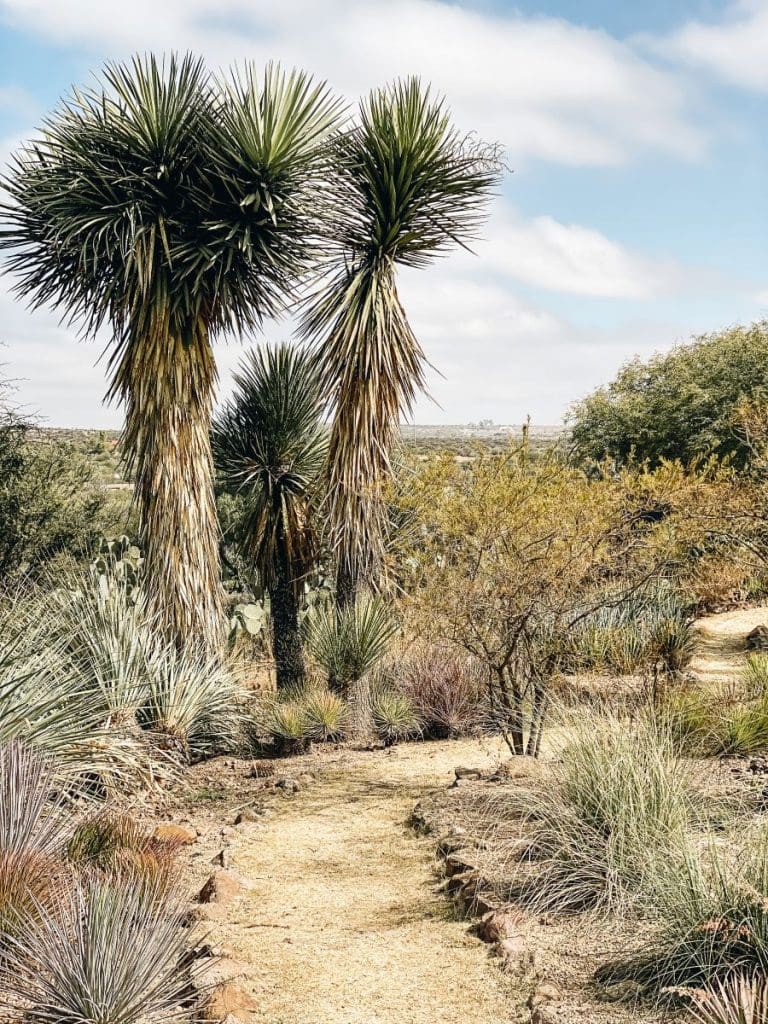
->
499;715;699;916
301;688;348;743
398;646;485;738
371;690;421;746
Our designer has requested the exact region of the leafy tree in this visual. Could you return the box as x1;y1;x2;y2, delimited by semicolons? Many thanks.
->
569;322;768;469
302;78;501;606
0;416;117;581
212;344;326;688
1;55;343;652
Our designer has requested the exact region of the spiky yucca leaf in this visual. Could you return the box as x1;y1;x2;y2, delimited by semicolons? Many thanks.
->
1;55;344;652
302;687;348;742
1;875;198;1024
371;690;421;746
304;597;398;693
302;77;501;597
688;974;768;1024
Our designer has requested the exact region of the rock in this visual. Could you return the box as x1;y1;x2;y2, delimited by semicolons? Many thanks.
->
443;851;477;877
201;982;257;1021
297;773;315;786
600;979;643;1002
747;625;768;650
248;760;275;779
210;849;227;868
497;934;528;961
455;766;483;781
197;869;242;906
152;823;196;846
451;777;474;789
472;909;522;944
275;777;300;794
528;981;563;1009
204;958;249;986
234;807;263;825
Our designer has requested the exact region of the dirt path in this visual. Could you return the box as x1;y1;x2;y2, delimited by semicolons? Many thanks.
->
212;738;519;1024
690;604;768;685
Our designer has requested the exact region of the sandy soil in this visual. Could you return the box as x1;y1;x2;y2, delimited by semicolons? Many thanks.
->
689;604;767;685
185;737;524;1024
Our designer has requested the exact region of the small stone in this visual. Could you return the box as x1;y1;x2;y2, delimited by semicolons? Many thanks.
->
197;869;242;906
528;981;563;1009
473;909;522;944
275;777;300;794
451;777;474;788
151;823;196;846
211;849;227;868
234;807;263;825
455;766;483;780
600;979;643;1002
201;982;257;1021
443;851;477;877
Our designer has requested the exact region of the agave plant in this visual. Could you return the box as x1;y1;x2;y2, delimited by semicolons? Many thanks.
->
1;875;198;1024
304;597;398;695
1;54;344;653
302;77;501;604
212;344;327;688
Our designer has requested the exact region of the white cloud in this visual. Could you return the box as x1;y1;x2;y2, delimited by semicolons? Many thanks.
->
453;205;680;299
660;0;768;91
0;0;706;166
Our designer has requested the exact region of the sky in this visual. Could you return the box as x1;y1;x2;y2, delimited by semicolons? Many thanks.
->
0;0;766;428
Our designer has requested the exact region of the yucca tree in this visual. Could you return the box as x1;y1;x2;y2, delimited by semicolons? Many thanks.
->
212;344;326;687
302;78;502;605
0;54;343;652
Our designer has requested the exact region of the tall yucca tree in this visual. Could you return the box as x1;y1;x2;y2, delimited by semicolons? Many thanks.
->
0;54;343;652
212;344;326;687
301;78;502;605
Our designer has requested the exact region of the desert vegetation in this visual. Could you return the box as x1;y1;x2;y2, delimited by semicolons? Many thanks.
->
2;47;768;1024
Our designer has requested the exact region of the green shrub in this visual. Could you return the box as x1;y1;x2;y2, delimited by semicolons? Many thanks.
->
371;690;421;746
666;687;768;758
744;655;768;699
259;699;312;755
568;322;768;469
503;715;699;916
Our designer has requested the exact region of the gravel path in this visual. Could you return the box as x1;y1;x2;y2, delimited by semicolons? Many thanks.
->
214;738;520;1024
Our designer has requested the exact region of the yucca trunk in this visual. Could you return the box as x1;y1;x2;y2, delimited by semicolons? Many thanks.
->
271;544;306;689
115;319;223;654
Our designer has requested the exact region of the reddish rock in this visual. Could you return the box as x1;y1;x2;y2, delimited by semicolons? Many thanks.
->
201;981;257;1021
197;869;242;906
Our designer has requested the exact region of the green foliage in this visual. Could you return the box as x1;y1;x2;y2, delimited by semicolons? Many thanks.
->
304;597;398;693
371;690;421;746
569;322;768;469
258;697;312;755
0;413;118;581
665;685;768;758
744;655;768;698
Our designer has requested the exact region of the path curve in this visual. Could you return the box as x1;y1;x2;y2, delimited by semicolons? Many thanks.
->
216;739;517;1024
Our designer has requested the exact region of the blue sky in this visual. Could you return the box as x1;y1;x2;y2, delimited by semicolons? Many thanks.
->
0;0;766;426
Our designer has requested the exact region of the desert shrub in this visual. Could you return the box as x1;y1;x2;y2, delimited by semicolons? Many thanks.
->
67;813;179;891
687;974;768;1024
0;874;198;1024
301;688;348;742
499;716;699;915
304;597;397;694
370;689;421;746
0;410;121;582
568;322;768;469
599;829;768;999
257;697;312;755
397;647;485;738
666;687;768;757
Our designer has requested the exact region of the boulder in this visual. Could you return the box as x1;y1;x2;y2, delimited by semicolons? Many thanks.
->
200;982;257;1022
152;823;196;846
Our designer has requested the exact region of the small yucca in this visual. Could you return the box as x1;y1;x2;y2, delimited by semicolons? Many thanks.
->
688;974;768;1024
371;690;421;746
1;875;199;1024
263;700;312;755
302;688;348;743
